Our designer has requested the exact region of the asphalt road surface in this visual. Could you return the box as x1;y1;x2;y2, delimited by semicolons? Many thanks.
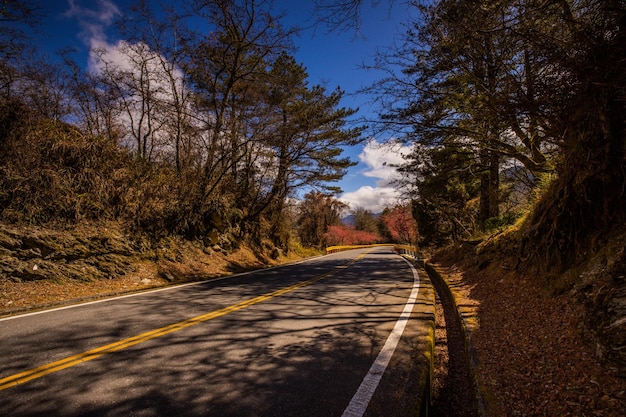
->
0;246;434;417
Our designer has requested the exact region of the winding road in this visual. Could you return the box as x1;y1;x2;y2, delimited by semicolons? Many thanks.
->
0;246;434;417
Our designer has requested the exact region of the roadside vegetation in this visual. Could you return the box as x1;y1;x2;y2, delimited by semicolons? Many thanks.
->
1;0;625;408
1;0;364;251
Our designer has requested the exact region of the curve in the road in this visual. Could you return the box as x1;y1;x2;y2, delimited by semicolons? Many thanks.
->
0;251;370;392
341;256;421;417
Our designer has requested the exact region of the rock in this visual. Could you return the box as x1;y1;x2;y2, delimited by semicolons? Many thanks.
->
21;235;60;258
0;230;20;251
159;271;176;282
211;212;227;233
0;223;139;283
89;254;133;277
18;248;42;259
581;271;626;373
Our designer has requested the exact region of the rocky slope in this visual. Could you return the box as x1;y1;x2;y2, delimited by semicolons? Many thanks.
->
0;223;137;283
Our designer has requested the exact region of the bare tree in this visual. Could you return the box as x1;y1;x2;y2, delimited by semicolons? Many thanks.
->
183;0;296;202
61;50;122;143
0;0;42;99
19;55;72;121
119;0;198;172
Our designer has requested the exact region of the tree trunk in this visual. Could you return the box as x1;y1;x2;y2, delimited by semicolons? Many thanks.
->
489;151;499;218
478;148;490;231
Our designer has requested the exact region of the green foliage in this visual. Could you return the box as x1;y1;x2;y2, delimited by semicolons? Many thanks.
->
484;212;522;233
370;0;625;267
404;139;481;245
240;53;364;247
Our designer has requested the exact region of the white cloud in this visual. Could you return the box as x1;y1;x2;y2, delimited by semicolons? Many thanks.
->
88;38;130;73
62;1;127;74
359;139;409;186
340;139;412;213
64;1;192;157
340;185;400;213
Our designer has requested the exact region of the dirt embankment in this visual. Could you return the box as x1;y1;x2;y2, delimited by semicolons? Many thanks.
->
0;222;305;316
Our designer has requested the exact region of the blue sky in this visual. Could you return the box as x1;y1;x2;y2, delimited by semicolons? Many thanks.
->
274;0;415;212
36;0;414;213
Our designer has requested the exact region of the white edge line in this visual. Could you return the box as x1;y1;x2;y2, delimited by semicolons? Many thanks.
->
341;256;420;417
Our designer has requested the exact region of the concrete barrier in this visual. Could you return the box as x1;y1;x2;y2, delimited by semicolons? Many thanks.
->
423;262;486;417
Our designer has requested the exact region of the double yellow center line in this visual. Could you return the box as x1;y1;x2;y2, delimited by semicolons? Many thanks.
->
0;252;367;391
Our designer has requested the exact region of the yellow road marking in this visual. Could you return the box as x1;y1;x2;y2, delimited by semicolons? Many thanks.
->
0;251;370;391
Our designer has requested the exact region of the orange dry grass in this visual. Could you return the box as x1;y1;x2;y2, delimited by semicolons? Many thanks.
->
0;262;163;315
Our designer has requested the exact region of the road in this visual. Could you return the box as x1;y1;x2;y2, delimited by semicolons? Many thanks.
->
0;246;434;417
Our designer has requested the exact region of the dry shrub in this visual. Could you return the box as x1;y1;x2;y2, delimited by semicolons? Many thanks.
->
0;117;133;224
121;163;184;238
0;103;251;243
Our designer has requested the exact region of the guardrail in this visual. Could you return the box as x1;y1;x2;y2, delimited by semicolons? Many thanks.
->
325;243;421;256
325;243;395;254
393;245;420;261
